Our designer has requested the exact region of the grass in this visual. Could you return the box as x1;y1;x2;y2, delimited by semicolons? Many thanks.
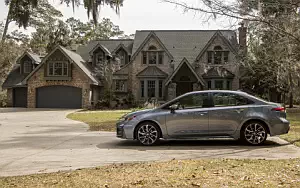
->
280;113;300;147
1;159;300;187
67;110;130;131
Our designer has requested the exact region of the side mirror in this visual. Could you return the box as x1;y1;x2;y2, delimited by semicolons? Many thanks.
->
169;104;178;113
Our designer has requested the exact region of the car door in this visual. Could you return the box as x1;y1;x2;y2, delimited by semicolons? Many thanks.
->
209;92;253;136
165;92;211;137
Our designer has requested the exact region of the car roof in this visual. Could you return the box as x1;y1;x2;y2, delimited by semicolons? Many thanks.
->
184;90;246;95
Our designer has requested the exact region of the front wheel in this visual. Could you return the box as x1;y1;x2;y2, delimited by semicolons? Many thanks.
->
136;122;160;146
241;121;268;145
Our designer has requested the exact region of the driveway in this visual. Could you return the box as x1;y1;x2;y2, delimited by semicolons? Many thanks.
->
0;108;300;177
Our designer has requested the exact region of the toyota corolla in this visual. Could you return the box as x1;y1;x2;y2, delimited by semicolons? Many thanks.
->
116;90;290;146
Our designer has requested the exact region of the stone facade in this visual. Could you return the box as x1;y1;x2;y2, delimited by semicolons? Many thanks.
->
6;88;13;107
27;54;92;108
195;34;239;90
128;36;173;101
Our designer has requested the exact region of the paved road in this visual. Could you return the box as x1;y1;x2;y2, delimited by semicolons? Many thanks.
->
0;108;300;177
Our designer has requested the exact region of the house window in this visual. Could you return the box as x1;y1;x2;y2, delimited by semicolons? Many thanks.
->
158;52;164;64
226;80;231;90
207;46;230;64
96;51;105;65
116;49;127;66
23;61;32;73
159;80;163;97
141;81;144;97
141;46;164;65
140;80;164;98
147;80;156;98
115;80;126;92
149;52;157;64
215;80;224;90
48;61;68;76
207;80;211;89
142;52;147;64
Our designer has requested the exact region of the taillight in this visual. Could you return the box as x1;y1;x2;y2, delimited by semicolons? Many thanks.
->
272;107;285;112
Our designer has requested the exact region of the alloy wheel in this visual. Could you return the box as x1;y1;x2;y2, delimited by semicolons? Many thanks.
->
137;124;159;145
244;123;267;145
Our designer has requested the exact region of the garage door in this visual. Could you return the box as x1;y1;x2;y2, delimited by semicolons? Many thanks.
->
13;87;27;107
36;86;82;108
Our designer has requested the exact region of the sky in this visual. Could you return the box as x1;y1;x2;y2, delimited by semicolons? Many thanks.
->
0;0;237;36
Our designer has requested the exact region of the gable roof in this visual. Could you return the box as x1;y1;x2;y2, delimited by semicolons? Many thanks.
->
77;39;134;62
132;30;238;68
23;46;100;85
111;43;131;55
17;51;42;64
202;67;235;78
2;64;27;89
89;43;111;56
136;66;168;78
195;31;238;61
130;31;173;62
165;58;205;86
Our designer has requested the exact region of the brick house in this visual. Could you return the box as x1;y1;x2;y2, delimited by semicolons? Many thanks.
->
2;27;245;109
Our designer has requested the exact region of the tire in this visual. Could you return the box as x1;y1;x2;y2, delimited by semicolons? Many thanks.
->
240;121;268;145
136;122;160;146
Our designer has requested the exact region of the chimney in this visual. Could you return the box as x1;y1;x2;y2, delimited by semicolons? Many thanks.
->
238;22;247;55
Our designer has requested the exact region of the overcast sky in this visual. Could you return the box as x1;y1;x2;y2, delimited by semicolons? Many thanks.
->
0;0;237;35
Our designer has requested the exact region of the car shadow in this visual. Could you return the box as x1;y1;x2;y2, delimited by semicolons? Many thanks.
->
97;139;282;151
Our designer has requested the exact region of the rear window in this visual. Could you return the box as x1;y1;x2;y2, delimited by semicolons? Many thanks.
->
213;93;254;107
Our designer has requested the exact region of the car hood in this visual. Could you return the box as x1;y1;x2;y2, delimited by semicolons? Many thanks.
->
123;109;153;119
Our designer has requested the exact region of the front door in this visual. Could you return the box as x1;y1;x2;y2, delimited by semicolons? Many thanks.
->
165;92;211;137
209;92;251;136
176;76;194;96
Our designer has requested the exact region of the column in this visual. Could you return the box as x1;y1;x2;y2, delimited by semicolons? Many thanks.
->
167;82;176;101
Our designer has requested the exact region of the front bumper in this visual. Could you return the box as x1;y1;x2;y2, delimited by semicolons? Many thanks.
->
116;121;126;138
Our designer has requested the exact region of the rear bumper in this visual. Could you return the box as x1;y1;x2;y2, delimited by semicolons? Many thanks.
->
270;118;290;136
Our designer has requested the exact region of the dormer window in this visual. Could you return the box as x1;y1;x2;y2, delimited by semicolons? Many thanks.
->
207;46;229;64
23;61;32;73
116;48;127;66
142;45;164;65
96;51;105;65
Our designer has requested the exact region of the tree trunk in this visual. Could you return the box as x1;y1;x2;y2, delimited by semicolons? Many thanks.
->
289;92;293;108
1;2;13;43
288;72;293;108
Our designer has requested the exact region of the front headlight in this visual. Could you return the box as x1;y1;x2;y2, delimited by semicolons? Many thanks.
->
119;115;136;122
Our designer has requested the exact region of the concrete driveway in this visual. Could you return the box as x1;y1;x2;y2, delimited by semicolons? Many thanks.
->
0;108;300;177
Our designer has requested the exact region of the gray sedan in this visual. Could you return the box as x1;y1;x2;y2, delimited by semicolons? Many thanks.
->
116;90;290;146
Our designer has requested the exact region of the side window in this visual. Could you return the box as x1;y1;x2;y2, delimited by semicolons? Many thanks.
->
213;93;253;107
177;93;210;109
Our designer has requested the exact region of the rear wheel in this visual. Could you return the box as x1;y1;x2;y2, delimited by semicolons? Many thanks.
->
241;121;267;145
136;122;160;146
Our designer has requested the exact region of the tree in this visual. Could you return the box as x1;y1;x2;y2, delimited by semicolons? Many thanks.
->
30;19;71;54
1;0;63;42
165;0;300;107
66;17;125;45
1;0;124;42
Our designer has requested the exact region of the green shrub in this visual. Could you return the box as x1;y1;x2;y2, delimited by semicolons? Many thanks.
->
0;90;7;107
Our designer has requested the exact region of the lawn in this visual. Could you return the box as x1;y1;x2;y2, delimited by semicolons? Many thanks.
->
1;159;300;187
67;110;131;131
280;113;300;147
